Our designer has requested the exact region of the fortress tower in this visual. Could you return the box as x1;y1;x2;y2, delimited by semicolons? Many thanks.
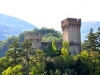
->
24;32;42;49
61;18;81;55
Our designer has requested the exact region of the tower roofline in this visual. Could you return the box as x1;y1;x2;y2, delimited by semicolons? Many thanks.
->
61;18;81;28
61;18;81;25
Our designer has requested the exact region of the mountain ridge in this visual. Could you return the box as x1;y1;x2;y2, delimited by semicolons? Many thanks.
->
0;13;37;40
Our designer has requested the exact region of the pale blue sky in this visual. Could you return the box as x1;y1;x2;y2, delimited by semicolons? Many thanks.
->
0;0;100;30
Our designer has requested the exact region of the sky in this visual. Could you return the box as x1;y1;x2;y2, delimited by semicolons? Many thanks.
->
0;0;100;30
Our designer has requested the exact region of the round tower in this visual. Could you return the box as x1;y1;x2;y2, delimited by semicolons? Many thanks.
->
24;32;42;49
61;18;81;55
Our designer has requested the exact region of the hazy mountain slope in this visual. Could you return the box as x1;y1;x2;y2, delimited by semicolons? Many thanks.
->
0;14;36;40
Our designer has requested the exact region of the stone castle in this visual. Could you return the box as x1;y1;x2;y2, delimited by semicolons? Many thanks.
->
24;18;81;55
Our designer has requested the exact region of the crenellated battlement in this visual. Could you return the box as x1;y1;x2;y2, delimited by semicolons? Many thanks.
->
61;18;81;24
25;32;42;38
61;18;81;29
24;32;42;42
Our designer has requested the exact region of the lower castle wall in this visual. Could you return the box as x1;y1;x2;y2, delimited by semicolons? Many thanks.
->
32;41;41;50
41;42;80;55
41;42;62;50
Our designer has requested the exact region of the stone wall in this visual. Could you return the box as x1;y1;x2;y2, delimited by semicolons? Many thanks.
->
41;42;62;50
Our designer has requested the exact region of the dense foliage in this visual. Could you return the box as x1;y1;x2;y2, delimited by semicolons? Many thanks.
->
0;40;100;75
0;27;100;75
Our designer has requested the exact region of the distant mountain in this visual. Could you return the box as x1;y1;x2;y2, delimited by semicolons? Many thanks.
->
81;21;100;41
0;14;37;40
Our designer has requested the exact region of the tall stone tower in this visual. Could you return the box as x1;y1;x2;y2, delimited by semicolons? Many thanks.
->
24;32;42;49
61;18;81;55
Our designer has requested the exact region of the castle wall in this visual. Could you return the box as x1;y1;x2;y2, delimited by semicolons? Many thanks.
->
32;39;41;49
41;42;62;50
62;27;69;42
41;41;80;55
24;17;82;55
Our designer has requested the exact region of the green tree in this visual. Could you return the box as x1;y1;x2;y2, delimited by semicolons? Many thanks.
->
32;50;45;75
0;57;10;75
32;62;44;75
44;57;55;75
2;65;23;75
21;39;33;75
73;57;89;75
73;50;90;75
45;41;59;57
53;56;67;74
52;41;57;51
6;40;20;66
96;27;100;47
33;28;38;32
61;42;70;57
39;27;62;42
49;69;61;75
84;28;97;51
35;49;45;62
